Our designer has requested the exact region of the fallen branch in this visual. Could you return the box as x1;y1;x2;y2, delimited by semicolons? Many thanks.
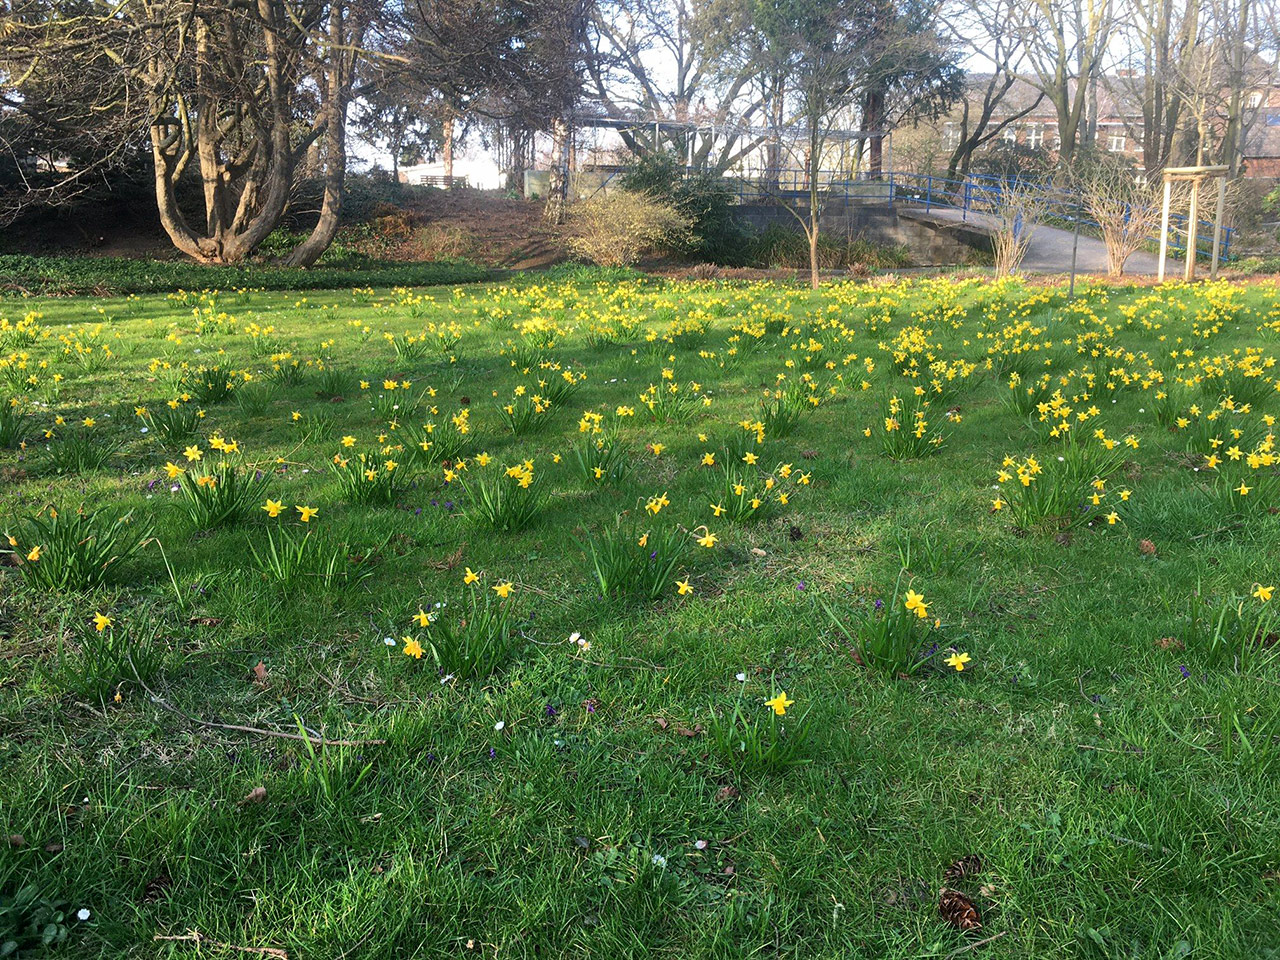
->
1104;831;1171;855
130;656;385;748
154;929;289;958
946;930;1007;955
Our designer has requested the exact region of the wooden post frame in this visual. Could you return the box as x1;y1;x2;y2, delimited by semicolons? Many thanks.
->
1158;165;1229;283
1158;179;1172;283
1211;177;1228;280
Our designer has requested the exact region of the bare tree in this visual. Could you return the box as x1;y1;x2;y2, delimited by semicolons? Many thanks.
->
740;0;952;287
1010;0;1120;165
583;0;774;172
1105;0;1200;173
2;0;373;265
944;0;1046;180
541;0;591;224
0;0;152;227
1210;0;1278;177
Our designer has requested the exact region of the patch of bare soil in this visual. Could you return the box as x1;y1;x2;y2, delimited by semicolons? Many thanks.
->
3;185;569;270
373;189;568;270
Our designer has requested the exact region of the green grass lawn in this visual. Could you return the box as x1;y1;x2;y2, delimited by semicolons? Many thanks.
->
2;273;1280;958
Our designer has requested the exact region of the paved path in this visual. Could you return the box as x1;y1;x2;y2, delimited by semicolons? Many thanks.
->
900;205;1180;277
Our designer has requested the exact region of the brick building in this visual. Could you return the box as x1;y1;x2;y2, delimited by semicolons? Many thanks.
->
938;73;1280;177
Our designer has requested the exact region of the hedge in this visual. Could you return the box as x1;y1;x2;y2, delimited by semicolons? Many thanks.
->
0;255;490;297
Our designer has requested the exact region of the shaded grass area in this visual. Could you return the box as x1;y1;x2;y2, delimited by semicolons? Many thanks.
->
0;255;489;297
2;275;1280;957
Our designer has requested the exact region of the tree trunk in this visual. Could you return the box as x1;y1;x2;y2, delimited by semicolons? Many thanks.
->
864;89;885;179
808;121;821;290
287;1;362;267
1220;0;1250;177
765;75;784;189
442;112;455;180
145;0;310;264
544;116;570;225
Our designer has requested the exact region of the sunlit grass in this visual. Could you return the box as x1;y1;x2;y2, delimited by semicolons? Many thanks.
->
1;273;1279;957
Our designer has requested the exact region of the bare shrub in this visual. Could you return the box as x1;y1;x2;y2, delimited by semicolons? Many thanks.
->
685;263;724;280
566;193;693;267
1072;155;1167;277
416;224;478;261
980;181;1051;277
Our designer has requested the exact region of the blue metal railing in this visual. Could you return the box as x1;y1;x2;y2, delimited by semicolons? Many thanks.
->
718;169;1233;264
885;170;1231;264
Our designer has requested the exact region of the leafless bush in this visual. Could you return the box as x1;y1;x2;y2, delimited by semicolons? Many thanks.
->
980;181;1051;277
416;224;478;262
1073;161;1167;277
565;192;693;267
685;263;724;280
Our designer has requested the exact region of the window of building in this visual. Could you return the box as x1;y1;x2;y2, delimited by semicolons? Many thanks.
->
943;122;960;151
1248;91;1264;109
1002;124;1018;145
1026;123;1044;149
1107;129;1127;152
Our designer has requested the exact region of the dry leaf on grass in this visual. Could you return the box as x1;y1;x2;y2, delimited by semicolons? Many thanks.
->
239;786;267;806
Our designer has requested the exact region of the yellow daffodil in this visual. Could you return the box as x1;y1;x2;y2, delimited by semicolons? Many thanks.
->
403;637;424;659
93;612;112;632
764;691;794;716
262;499;284;518
945;652;972;671
296;505;318;522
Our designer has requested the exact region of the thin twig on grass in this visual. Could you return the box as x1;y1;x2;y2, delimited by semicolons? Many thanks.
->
945;930;1008;955
154;929;289;958
130;656;385;748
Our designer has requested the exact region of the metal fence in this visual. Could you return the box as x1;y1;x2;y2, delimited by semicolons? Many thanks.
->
717;169;1233;263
